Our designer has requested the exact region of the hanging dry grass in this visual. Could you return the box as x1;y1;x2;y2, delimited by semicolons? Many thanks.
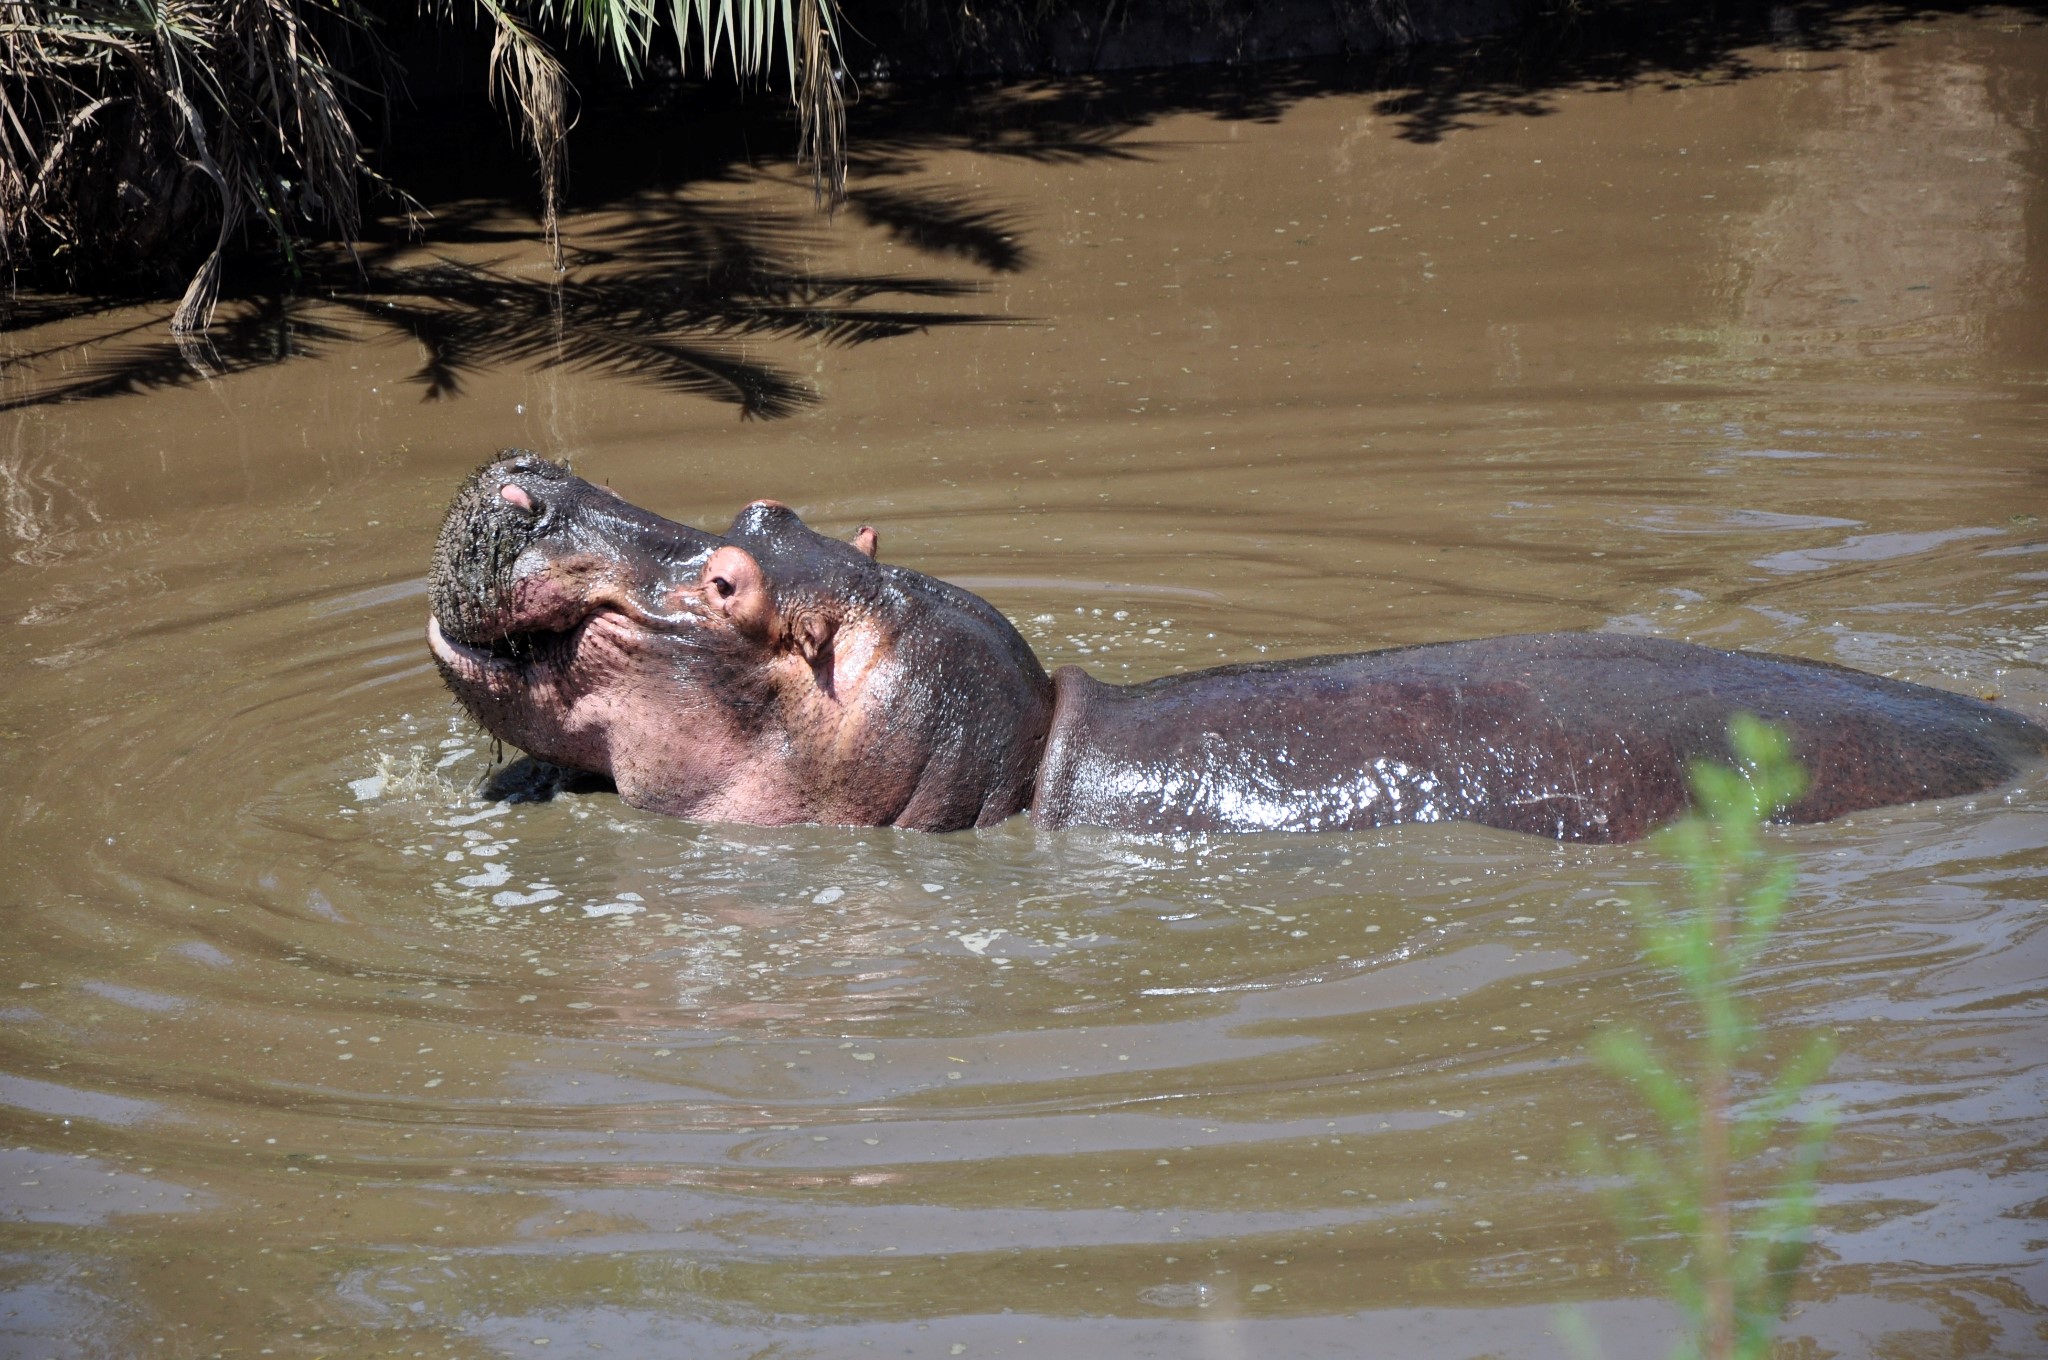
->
1;0;388;331
473;0;572;267
449;0;848;273
4;0;845;332
796;0;847;204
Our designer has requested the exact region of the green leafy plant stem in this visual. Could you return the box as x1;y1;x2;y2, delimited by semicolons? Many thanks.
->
1578;715;1837;1360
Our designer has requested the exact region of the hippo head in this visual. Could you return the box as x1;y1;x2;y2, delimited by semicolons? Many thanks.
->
427;452;1053;830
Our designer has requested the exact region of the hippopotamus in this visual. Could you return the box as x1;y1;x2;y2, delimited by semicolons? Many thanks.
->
426;452;2047;841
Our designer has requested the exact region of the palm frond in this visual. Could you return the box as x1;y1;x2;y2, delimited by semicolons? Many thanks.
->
473;0;571;269
794;0;844;203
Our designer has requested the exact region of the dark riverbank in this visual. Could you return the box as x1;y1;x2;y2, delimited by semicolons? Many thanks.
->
833;0;1523;79
6;0;2041;323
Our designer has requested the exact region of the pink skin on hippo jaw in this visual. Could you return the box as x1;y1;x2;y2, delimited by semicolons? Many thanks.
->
427;452;1054;829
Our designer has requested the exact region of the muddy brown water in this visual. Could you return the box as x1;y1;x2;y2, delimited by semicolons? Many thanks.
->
5;13;2048;1359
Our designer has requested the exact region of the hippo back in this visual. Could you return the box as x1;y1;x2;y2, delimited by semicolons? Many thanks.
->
1031;632;2048;840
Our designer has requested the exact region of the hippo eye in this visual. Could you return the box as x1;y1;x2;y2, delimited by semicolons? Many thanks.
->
712;577;735;598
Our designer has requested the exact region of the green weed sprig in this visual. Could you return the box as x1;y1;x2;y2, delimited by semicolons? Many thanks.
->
1578;715;1837;1360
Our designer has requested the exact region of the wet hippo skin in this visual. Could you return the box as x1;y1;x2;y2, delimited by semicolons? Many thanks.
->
1035;636;2042;840
428;453;2048;841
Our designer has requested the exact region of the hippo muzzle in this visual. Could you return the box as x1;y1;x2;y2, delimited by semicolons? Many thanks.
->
429;454;2048;840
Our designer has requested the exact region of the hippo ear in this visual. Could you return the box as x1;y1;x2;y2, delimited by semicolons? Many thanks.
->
851;526;879;559
701;545;774;636
791;610;837;665
787;609;840;697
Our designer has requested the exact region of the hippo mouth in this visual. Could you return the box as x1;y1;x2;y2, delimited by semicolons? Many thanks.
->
428;603;644;683
429;613;541;680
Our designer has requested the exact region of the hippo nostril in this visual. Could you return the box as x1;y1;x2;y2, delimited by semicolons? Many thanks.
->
501;484;536;512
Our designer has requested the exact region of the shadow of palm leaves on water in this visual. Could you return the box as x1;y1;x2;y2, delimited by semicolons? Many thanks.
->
1372;0;2047;143
2;197;1018;418
854;119;1163;175
846;185;1034;273
840;0;2040;155
0;296;358;409
322;256;997;414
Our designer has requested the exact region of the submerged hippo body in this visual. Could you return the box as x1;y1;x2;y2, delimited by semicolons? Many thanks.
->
428;454;2047;841
1037;636;2040;840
